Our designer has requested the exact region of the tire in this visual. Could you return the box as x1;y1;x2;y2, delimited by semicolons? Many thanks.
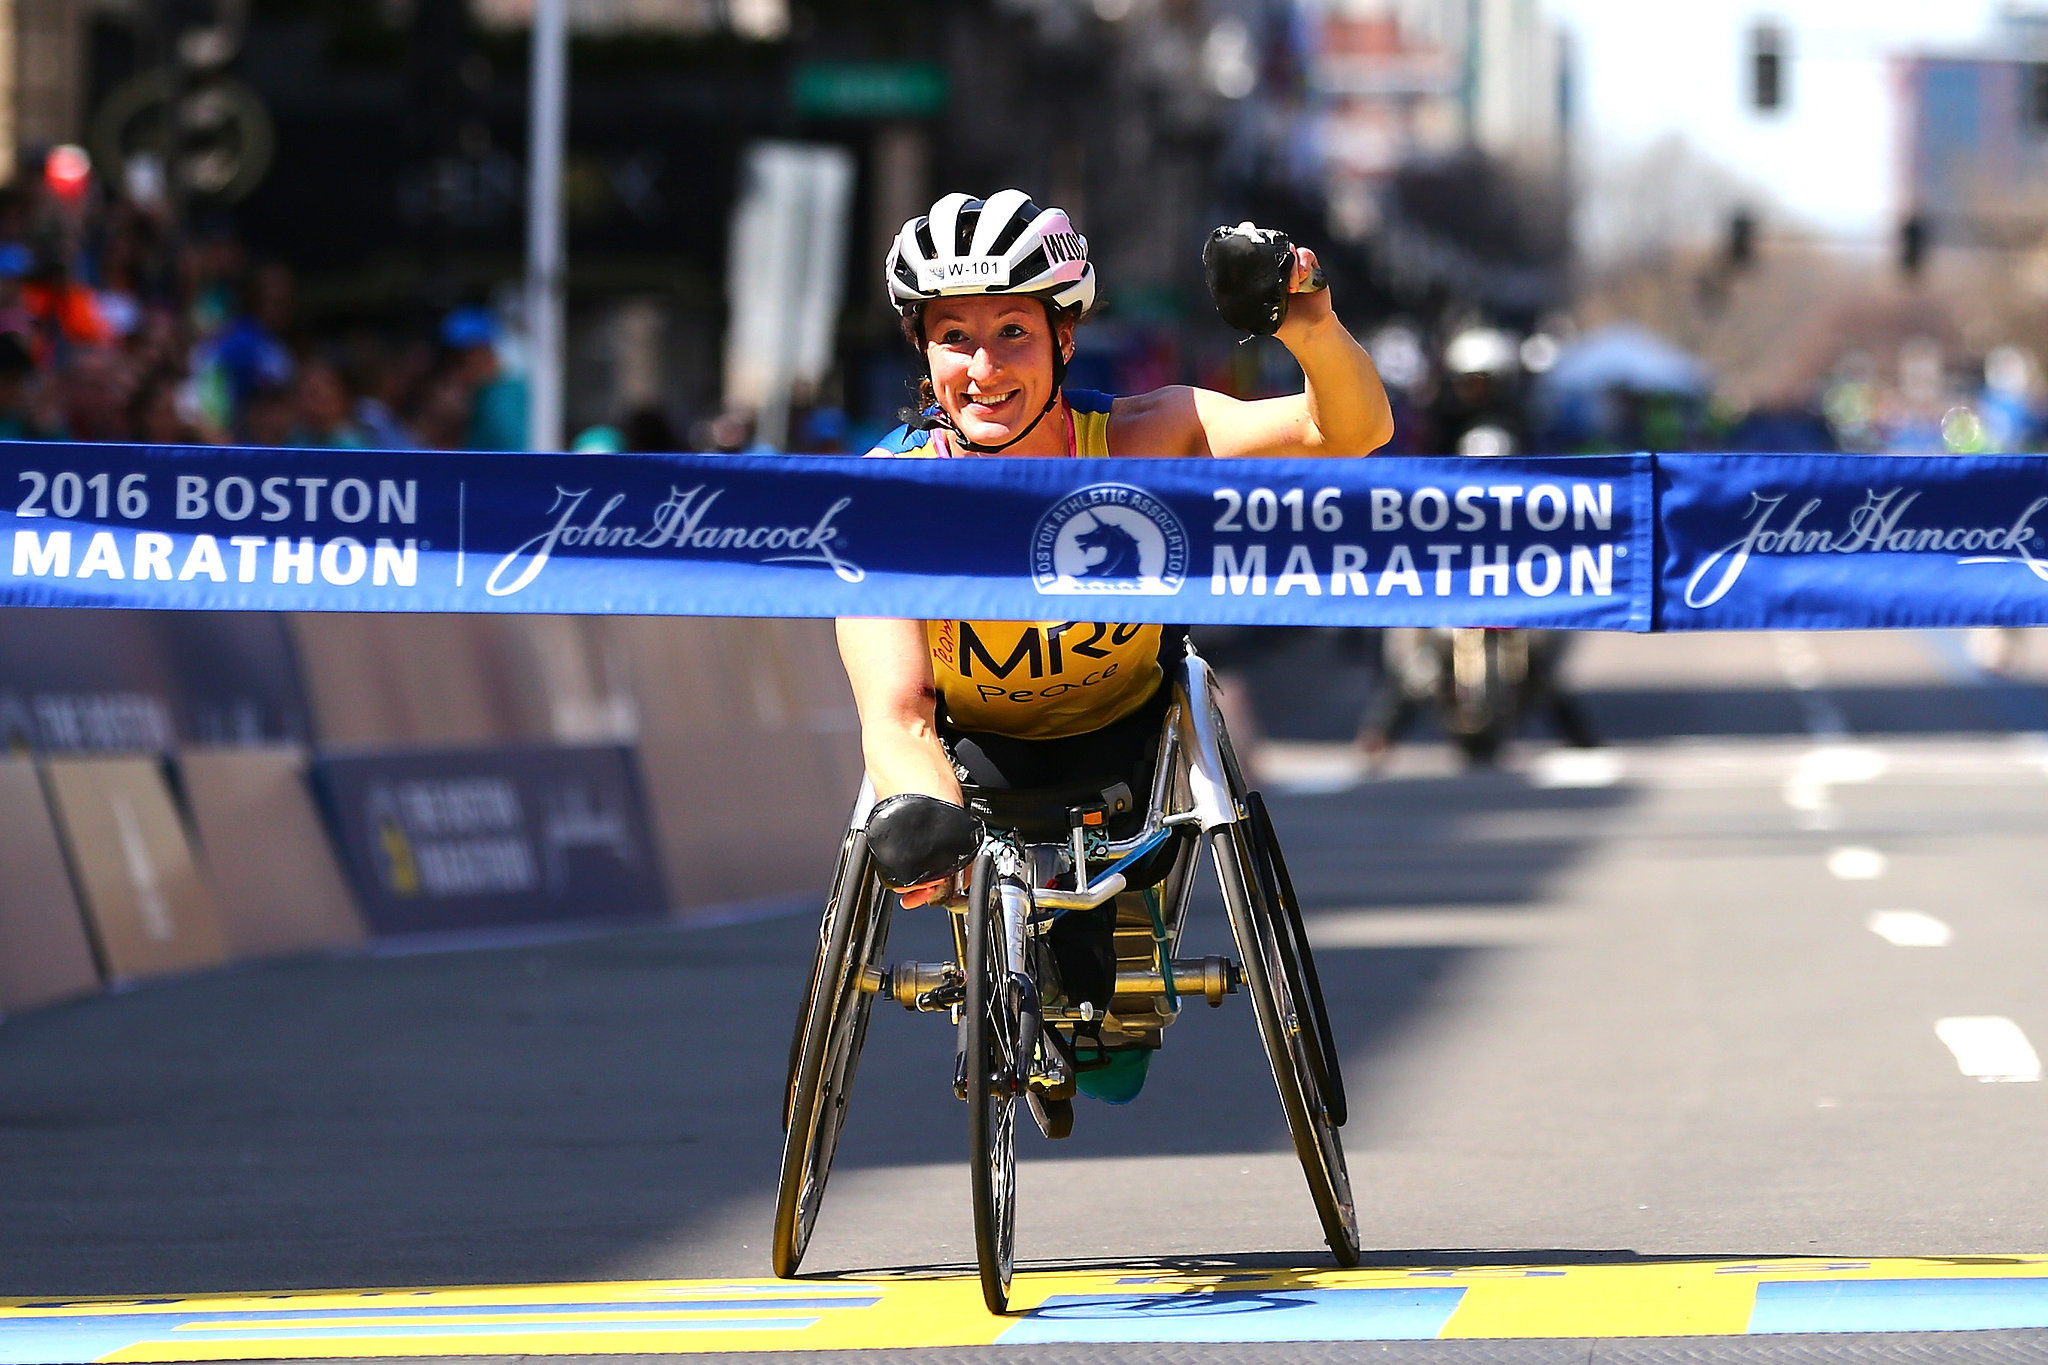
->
1213;823;1361;1267
1244;790;1347;1129
772;829;893;1278
963;853;1019;1313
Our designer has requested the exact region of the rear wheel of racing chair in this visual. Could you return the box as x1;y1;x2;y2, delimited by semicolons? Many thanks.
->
1244;790;1346;1129
773;823;895;1278
1209;723;1361;1267
963;851;1023;1313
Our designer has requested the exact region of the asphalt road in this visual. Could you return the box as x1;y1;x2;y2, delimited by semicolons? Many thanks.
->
7;629;2048;1359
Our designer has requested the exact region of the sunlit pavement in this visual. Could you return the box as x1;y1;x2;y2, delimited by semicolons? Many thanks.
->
8;631;2048;1360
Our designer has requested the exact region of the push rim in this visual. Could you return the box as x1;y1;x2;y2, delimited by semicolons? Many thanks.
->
772;831;891;1278
1213;821;1361;1266
1245;789;1347;1128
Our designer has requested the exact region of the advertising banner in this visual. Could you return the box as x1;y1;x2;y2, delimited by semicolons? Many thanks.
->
316;744;667;936
0;609;309;752
0;444;1652;630
1659;454;2048;631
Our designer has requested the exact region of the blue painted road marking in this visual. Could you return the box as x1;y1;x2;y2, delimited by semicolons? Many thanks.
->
1752;1278;2048;1334
0;1297;880;1364
999;1288;1465;1343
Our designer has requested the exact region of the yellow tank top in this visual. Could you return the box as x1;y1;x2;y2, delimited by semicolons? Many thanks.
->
867;389;1166;740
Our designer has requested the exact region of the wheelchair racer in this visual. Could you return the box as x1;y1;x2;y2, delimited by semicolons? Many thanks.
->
840;190;1392;1105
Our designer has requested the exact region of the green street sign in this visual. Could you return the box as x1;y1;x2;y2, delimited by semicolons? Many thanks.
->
793;62;949;119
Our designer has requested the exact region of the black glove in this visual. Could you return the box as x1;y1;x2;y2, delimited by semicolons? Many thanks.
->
1202;222;1324;337
865;793;984;890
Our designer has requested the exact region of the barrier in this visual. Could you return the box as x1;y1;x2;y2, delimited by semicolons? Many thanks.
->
0;759;100;1012
615;616;863;913
8;443;2048;629
179;746;367;958
41;756;231;983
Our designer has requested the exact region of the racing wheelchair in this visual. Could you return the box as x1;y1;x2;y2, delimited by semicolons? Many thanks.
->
772;644;1356;1313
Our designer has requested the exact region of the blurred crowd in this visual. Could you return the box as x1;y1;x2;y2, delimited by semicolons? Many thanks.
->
0;159;530;454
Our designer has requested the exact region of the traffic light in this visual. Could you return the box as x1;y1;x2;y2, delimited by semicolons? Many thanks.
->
1900;214;1929;278
1726;209;1756;270
43;145;91;205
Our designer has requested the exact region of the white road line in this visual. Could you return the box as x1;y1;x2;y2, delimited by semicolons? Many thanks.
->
1827;846;1888;880
1935;1016;2041;1082
1305;909;1558;948
1530;749;1624;789
1866;910;1953;947
1782;745;1888;828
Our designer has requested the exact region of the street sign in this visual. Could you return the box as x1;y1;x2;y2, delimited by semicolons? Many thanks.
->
792;62;948;119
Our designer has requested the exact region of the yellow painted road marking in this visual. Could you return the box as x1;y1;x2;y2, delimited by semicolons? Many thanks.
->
0;1258;2041;1361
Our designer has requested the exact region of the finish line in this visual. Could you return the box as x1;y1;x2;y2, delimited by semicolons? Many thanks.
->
16;442;2048;629
9;1259;2048;1359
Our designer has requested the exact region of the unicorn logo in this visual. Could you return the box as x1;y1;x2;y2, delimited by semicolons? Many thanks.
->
1073;515;1144;580
1032;482;1189;596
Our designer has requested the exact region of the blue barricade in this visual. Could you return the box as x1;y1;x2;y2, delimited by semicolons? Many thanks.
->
4;441;2048;629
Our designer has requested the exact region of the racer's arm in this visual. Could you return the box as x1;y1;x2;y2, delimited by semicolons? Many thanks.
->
836;617;968;907
835;616;962;806
1110;247;1393;458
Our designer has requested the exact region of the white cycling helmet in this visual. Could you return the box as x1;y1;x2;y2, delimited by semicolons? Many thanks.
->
886;189;1096;315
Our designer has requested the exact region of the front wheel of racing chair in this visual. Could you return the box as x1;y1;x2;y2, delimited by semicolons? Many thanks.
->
963;851;1023;1313
773;798;895;1278
1188;657;1362;1268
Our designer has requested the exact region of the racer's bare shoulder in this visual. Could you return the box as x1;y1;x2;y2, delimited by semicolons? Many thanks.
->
1106;386;1209;458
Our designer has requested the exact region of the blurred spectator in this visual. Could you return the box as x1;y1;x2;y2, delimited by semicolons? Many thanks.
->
441;306;527;451
340;338;421;449
622;405;680;452
208;260;296;405
239;381;297;447
24;254;113;352
410;372;475;451
792;405;847;454
293;358;367;448
0;332;59;440
128;370;210;446
0;169;556;455
62;347;134;442
696;410;752;453
0;244;33;336
572;424;625;453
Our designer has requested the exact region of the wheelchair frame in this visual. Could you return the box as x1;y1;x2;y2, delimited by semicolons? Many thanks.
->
773;644;1357;1312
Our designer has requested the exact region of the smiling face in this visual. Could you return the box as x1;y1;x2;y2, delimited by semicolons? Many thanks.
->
922;296;1075;453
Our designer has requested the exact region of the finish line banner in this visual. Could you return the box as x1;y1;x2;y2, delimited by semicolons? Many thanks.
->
11;443;2048;630
1659;454;2048;631
0;445;1651;629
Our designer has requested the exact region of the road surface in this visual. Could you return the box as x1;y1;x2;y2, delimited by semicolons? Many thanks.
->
6;629;2048;1361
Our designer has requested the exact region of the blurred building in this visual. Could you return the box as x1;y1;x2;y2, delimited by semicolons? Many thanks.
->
1901;11;2048;253
1282;0;1571;328
1558;0;2013;261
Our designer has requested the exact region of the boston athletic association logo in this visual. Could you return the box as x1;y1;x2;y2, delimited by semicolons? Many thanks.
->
1031;482;1189;596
